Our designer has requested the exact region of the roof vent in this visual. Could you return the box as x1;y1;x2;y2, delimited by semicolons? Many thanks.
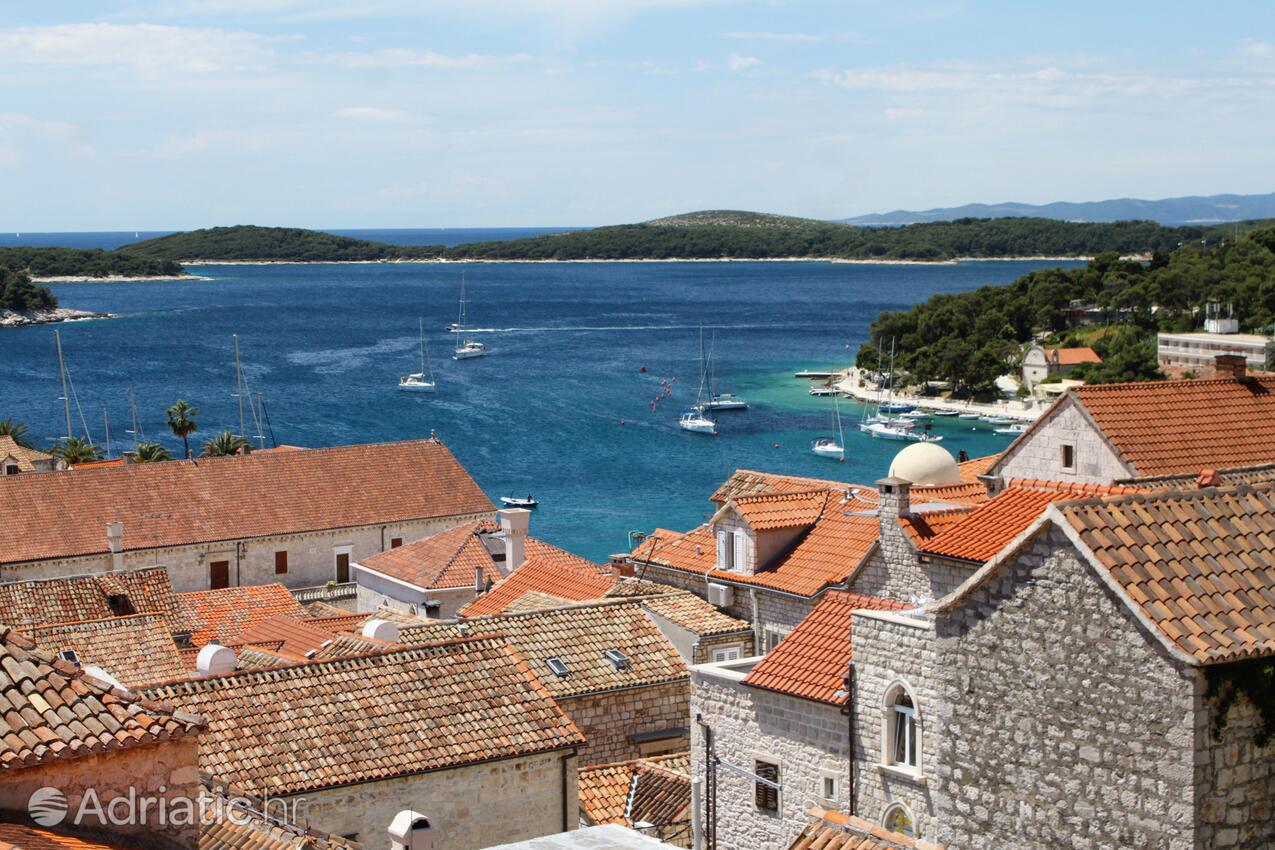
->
547;657;570;677
57;649;81;667
362;618;401;644
196;643;237;676
604;649;630;670
388;810;432;850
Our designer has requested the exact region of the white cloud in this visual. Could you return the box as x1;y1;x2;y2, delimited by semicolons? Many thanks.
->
333;106;411;122
320;48;533;69
720;31;864;44
0;23;276;77
727;54;760;72
0;114;94;162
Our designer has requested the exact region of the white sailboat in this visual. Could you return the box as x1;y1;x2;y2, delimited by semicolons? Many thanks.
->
679;328;718;435
861;338;942;442
811;393;845;460
702;332;748;411
400;318;437;392
452;273;487;360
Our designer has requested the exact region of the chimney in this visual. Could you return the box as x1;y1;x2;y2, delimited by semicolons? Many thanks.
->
1213;353;1247;380
498;509;530;574
195;643;237;676
105;522;125;572
475;564;485;595
610;554;635;577
876;477;912;520
388;811;432;850
362;618;401;644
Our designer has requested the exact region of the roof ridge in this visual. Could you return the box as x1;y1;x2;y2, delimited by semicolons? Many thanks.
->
458;596;639;623
1056;480;1275;511
26;612;166;630
1077;375;1275;392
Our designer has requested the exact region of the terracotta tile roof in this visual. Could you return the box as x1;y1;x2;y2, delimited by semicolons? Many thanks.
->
726;490;833;531
604;578;674;598
303;600;354;618
503;590;575;613
0;825;136;850
68;458;128;470
0;568;187;634
461;557;616;617
896;508;978;546
304;612;372;632
232;615;386;661
0;627;204;770
141;636;584;795
909;481;989;506
578;753;691;829
0;436;52;472
24;614;186;686
401;600;688;699
639;593;751;637
1058;484;1275;664
956;453;999;483
1119;461;1275;491
742;591;908;704
200;774;362;850
788;808;943;850
179;584;309;647
710;469;853;504
358;520;503;590
1072;376;1275;477
920;482;1143;564
0;439;493;566
1046;346;1102;365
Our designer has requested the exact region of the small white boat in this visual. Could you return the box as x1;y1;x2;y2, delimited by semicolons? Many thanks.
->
399;318;436;392
703;392;748;411
863;414;916;429
926;409;960;417
811;437;844;458
863;421;943;442
680;410;718;434
809;386;840;396
981;416;1014;425
500;494;539;509
899;410;930;420
452;340;487;360
994;423;1028;436
957;412;980;419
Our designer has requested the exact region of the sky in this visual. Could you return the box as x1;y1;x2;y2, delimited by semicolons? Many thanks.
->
2;1;1274;229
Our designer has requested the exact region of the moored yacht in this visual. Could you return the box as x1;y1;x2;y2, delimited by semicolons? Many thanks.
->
399;318;436;392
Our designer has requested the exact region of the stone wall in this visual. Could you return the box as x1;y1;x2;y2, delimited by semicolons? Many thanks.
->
563;681;691;765
1194;681;1275;849
692;632;755;665
284;749;577;850
849;609;938;839
354;575;475;619
2;512;490;592
993;397;1129;486
0;739;202;850
689;664;851;850
931;525;1200;850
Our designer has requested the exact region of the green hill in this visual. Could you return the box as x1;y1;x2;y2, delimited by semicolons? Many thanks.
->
121;225;444;262
644;210;822;229
0;247;184;278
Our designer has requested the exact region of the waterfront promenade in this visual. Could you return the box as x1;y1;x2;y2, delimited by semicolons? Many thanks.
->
833;368;1044;423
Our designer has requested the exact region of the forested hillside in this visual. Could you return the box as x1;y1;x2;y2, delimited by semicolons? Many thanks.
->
122;225;442;262
0;247;183;278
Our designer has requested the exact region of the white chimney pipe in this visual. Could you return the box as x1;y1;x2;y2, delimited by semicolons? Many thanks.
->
388;811;432;850
105;522;125;572
196;643;237;676
498;509;530;574
362;618;401;644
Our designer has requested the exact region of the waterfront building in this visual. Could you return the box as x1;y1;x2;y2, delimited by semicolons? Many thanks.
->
1020;344;1102;387
0;438;494;593
1156;304;1274;375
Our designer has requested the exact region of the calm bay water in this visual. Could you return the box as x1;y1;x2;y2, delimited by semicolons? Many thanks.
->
0;257;1078;560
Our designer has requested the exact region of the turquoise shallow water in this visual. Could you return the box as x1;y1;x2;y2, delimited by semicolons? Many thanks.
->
0;259;1078;560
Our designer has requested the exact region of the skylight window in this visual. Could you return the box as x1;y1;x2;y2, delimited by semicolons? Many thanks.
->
604;649;630;670
547;657;570;677
57;649;81;666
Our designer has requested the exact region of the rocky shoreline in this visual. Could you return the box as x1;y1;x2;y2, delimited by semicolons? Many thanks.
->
0;307;112;328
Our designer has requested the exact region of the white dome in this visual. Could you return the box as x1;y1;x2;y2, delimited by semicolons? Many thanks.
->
887;442;961;486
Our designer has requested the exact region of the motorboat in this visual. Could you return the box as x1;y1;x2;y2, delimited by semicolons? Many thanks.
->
809;386;840;396
452;340;487;360
981;416;1014;425
500;494;539;508
957;412;980;419
703;392;748;411
993;423;1028;436
925;409;960;417
878;401;915;413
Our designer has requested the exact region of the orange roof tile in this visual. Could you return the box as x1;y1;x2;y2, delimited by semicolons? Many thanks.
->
920;482;1141;564
358;520;503;590
0;439;493;566
1046;346;1102;366
788;808;943;850
639;592;751;637
578;753;691;829
179;583;309;647
141;636;584;795
0;436;53;472
24;614;185;686
742;591;908;704
1059;484;1275;664
0;568;187;634
199;774;362;850
461;553;616;617
897;507;979;546
68;458;128;470
232;615;386;661
1072;377;1275;477
0;627;204;771
956;453;1000;483
726;490;833;531
910;481;989;506
710;469;854;504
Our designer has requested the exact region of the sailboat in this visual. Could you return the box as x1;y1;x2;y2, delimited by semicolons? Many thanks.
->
452;273;487;360
399;319;437;392
811;393;845;460
861;339;939;442
679;328;718;435
702;332;748;411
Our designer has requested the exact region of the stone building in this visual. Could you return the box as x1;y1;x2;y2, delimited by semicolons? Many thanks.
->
988;367;1275;489
0;435;56;475
141;636;586;850
1020;344;1102;387
401;600;692;765
0;438;494;593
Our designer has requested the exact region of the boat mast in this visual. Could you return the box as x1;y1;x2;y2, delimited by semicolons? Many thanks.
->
418;318;427;374
233;334;246;439
54;330;72;442
127;388;143;448
102;408;113;458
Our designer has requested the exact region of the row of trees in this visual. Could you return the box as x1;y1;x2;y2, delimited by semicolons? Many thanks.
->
858;227;1275;394
0;401;254;465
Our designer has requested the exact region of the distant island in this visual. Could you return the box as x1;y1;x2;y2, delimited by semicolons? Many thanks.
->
839;190;1275;227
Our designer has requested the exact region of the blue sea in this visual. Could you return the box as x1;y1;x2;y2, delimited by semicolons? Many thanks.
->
0;231;1080;561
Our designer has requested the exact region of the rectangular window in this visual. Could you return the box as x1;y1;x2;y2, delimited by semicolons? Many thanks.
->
209;560;230;590
1061;444;1075;471
712;645;741;663
716;529;733;569
390;537;403;549
822;776;837;801
765;629;785;653
891;702;917;768
754;761;779;812
274;550;288;575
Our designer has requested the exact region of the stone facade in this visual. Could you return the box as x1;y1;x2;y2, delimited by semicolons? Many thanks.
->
563;681;691;765
690;662;851;850
691;632;754;665
284;749;578;850
1;511;491;593
1195;690;1275;849
0;739;202;850
354;576;476;619
992;397;1129;486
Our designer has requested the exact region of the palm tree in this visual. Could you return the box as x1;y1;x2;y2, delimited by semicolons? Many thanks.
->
134;441;172;463
166;400;198;459
202;429;250;458
49;437;99;465
0;419;33;449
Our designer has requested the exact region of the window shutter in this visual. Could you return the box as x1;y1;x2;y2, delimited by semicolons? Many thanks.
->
754;761;779;811
716;529;728;568
733;529;746;571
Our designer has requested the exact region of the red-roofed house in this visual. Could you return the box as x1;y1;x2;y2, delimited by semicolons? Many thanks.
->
1021;344;1103;387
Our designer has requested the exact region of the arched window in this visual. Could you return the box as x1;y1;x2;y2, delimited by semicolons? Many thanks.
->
882;803;915;837
882;681;920;772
